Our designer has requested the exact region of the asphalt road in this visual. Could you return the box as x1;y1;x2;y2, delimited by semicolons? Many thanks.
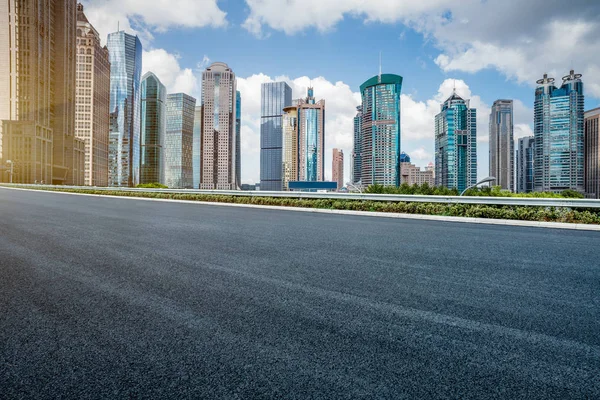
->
1;187;599;399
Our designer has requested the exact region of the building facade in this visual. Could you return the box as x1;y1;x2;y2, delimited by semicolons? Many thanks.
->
193;105;202;188
401;162;435;186
332;148;344;190
75;4;110;186
352;106;362;184
260;82;292;191
200;62;238;190
585;108;600;198
359;74;402;187
165;93;196;188
434;92;477;192
297;88;325;182
281;105;298;191
236;90;241;188
533;71;584;193
489;99;514;191
517;136;535;193
107;31;142;187
1;0;84;184
140;72;166;185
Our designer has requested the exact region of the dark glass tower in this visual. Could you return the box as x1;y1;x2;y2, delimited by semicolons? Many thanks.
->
140;72;166;185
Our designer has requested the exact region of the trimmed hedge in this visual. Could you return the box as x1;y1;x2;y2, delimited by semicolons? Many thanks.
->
12;186;600;225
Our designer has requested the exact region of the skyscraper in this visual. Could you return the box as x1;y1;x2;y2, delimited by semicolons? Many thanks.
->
297;88;325;182
200;62;238;190
489;99;514;190
585;108;600;198
359;74;402;186
1;0;84;184
332;148;344;190
260;82;292;190
352;106;362;184
281;105;298;191
434;92;477;192
107;31;142;187
76;4;110;187
193;105;202;189
236;90;241;188
517;136;535;193
533;71;584;193
140;72;166;185
165;93;196;189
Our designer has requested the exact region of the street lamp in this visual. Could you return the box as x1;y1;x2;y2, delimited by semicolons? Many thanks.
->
346;180;363;193
460;176;496;196
6;160;13;184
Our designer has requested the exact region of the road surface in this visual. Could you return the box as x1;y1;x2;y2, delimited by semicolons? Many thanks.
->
1;187;599;399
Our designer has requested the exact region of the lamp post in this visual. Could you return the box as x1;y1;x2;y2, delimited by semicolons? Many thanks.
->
6;160;13;184
460;176;496;196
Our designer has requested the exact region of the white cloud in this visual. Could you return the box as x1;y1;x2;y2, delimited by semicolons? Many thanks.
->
81;0;227;45
142;49;200;99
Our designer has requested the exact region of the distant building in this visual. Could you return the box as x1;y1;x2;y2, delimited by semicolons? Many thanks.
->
165;93;196;188
585;108;600;198
75;4;110;186
241;183;257;191
297;88;325;182
489;99;514;190
434;92;477;193
200;62;238;190
140;72;166;185
401;157;434;186
516;136;535;193
260;82;292;191
193;106;202;188
236;91;241;189
534;71;584;193
107;31;142;187
352;106;362;184
281;105;298;191
332;148;344;190
359;74;403;186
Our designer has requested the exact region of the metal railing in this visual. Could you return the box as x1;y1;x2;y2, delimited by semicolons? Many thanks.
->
3;183;600;209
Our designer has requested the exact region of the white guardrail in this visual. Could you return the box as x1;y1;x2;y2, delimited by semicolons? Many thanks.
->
3;183;600;209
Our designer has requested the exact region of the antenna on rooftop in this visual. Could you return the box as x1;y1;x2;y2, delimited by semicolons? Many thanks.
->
453;79;456;94
378;51;382;83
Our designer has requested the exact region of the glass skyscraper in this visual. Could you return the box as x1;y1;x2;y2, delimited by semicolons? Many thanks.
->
489;100;514;191
534;71;584;193
517;136;535;193
359;74;402;186
434;92;477;192
165;93;196;188
193;105;202;189
260;82;292;190
352;106;362;184
236;91;241;188
107;31;142;187
297;88;325;182
140;72;166;185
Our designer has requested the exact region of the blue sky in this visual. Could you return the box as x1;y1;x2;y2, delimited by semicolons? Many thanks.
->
83;0;600;184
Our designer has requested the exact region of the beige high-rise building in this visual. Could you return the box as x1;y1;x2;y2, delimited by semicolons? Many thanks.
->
332;148;343;190
281;105;298;191
1;0;84;184
200;62;238;190
76;4;110;186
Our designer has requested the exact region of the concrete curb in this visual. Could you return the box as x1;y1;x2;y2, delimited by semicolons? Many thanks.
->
3;186;600;232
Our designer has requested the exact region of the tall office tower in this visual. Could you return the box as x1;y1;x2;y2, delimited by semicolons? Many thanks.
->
352;106;362;184
516;136;535;193
332;148;344;190
434;92;477;192
533;71;584;193
165;93;196;188
297;88;325;181
359;74;403;186
585;108;600;198
489;100;514;190
1;0;84;184
281;105;298;191
193;105;202;188
236;91;241;187
76;4;110;187
260;82;292;190
200;62;237;190
140;72;166;185
107;31;142;187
